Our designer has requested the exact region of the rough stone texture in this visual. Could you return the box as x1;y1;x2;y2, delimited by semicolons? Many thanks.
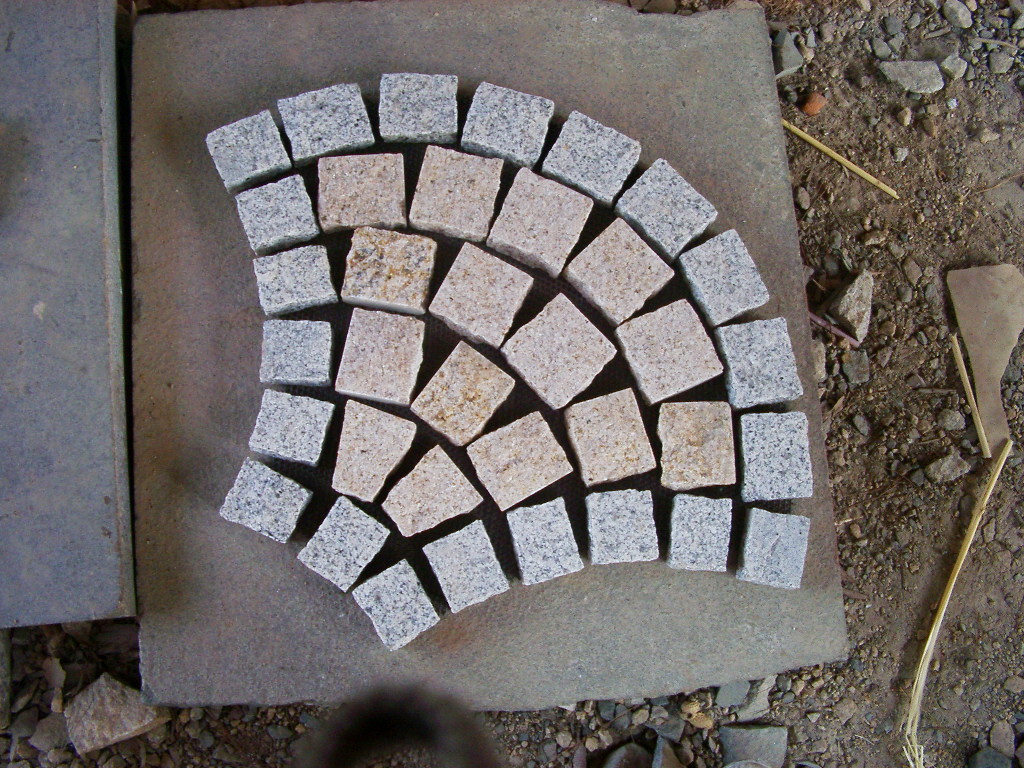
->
235;174;320;255
252;245;337;316
667;495;732;572
1;630;9;729
740;412;814;502
715;679;750;708
132;1;845;709
259;319;332;386
411;342;515;446
502;294;617;409
942;0;974;28
604;744;653;768
827;271;873;342
1;0;135;627
616;158;717;258
658;402;736;491
677;229;769;326
507;499;584;586
378;72;458;143
277;83;374;164
248;389;335;466
332;400;417;502
541;110;640;205
924;451;971;483
29;712;69;752
341;227;436;314
206;110;291;192
409;145;503;241
428;243;534;347
462;81;554;167
586;489;658;565
467;412;573;511
564;218;673;325
351;561;440;651
318;154;406;231
487;169;593;276
219;459;312;542
297;496;390;592
615;299;724;404
737;508;810;590
382;446;483;536
565;389;656;487
423;521;510;612
335;308;424;405
65;674;170;755
719;725;788;768
879;60;945;94
717;318;803;408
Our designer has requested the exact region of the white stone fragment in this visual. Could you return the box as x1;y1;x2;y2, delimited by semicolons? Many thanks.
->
318;153;406;231
716;318;803;408
658;401;736;491
382;446;483;536
461;81;554;167
332;400;417;503
667;494;732;572
205;110;291;193
259;319;332;386
219;458;311;542
586;489;658;565
297;496;390;591
565;388;656;487
277;83;374;164
541;111;640;205
340;227;436;315
235;174;319;255
677;229;769;326
739;412;814;502
423;520;510;612
507;498;584;585
378;73;458;143
252;245;337;316
248;390;335;466
335;308;424;406
409;146;503;241
352;561;440;650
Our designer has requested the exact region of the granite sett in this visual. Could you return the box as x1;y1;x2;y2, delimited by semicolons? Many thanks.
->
259;319;332;386
206;110;290;193
737;507;810;589
462;81;554;167
318;153;406;232
667;494;732;572
235;174;319;255
565;388;656;487
252;245;336;315
658;401;735;491
219;458;312;542
677;229;768;326
586;489;658;565
335;308;425;405
351;561;440;650
382;446;483;536
541;111;640;205
378;73;458;143
277;83;374;164
739;412;814;502
341;227;436;315
332;400;417;502
507;498;584;585
248;389;335;466
409;145;503;241
716;318;803;408
297;496;390;591
423;520;510;612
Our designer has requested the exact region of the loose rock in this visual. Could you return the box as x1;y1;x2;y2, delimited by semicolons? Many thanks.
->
719;725;788;768
969;747;1012;768
842;350;871;385
29;713;69;752
924;451;971;483
603;743;653;768
772;31;804;78
65;674;170;755
990;720;1015;758
937;408;966;432
989;52;1013;75
942;0;974;28
716;680;751;708
828;272;873;342
941;53;969;81
879;61;945;94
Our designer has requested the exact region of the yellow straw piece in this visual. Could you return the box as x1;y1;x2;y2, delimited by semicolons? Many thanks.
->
951;333;992;459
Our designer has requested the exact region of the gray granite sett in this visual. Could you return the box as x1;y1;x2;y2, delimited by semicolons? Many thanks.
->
351;561;440;650
341;227;436;315
409;146;503;241
667;494;732;572
615;299;723;404
507;498;584;585
382;446;483;536
318;154;406;232
252;245;336;316
332;400;417;502
737;508;810;589
716;318;803;408
616;158;717;258
658;402;735;491
412;342;515;446
462;82;554;167
678;229;769;326
564;218;674;325
541;111;640;205
249;389;336;466
428;243;533;347
335;308;424;406
259;319;332;386
501;294;616;409
277;83;374;164
467;412;573;511
235;174;319;255
206;110;291;193
379;73;458;143
565;388;655;487
423;520;509;612
586;489;658;565
739;412;813;502
297;496;390;591
487;169;593;276
219;458;311;542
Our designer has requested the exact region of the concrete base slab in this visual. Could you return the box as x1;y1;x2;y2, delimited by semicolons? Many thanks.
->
132;0;847;710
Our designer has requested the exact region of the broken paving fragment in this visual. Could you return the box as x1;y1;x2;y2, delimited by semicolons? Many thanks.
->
65;673;170;755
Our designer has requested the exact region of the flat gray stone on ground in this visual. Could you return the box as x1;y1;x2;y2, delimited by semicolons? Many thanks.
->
715;679;750;708
332;400;417;502
507;499;584;585
879;60;945;94
719;725;788;768
248;389;335;466
677;229;769;326
206;110;291;192
409;145;503;241
542;111;640;205
378;72;458;143
235;174;320;254
318;153;407;231
335;308;425;405
586;489;658;565
351;561;440;650
220;458;312;542
462;81;554;166
717;318;803;408
252;245;337;315
132;0;845;709
737;508;810;590
423;521;510;612
740;412;814;502
667;495;732;572
259;319;332;386
1;0;134;627
297;496;390;592
277;83;374;163
65;674;170;755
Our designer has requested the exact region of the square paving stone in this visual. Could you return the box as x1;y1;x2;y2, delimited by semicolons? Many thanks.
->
259;319;332;386
382;446;483;536
565;388;656;487
412;342;515;446
248;390;335;466
423;521;510;613
658;401;736;491
332;400;417;503
541;111;640;205
462;81;554;167
277;83;374;164
298;496;390;591
318;154;406;232
501;294;616;409
235;175;320;255
206;110;291;192
378;73;458;144
737;508;810;590
220;458;312;543
717;318;803;408
667;495;732;573
253;245;337;316
428;243;534;347
340;227;436;315
507;499;584;586
586;489;658;565
351;561;440;650
740;412;814;502
409;145;503;241
677;229;769;326
335;308;424;405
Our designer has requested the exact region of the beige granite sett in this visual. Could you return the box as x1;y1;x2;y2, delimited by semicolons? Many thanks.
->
408;145;503;241
382;445;483;536
467;412;572;511
412;342;515;446
615;299;723;404
565;388;655;486
564;218;674;325
428;243;533;347
501;294;616;409
335;308;424;405
486;168;593;276
658;401;736;491
318;154;406;232
341;227;436;315
332;400;417;502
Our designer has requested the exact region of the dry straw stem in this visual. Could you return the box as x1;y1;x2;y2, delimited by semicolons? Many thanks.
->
901;439;1013;768
781;119;900;200
950;333;992;458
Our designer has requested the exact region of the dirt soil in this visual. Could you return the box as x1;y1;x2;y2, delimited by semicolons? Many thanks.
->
5;1;1024;767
